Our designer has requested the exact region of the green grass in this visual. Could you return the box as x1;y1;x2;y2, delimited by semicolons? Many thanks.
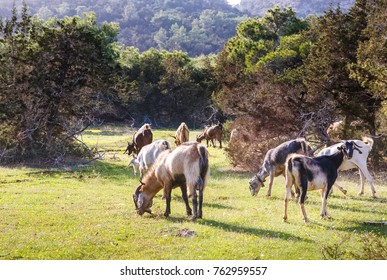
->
0;125;386;260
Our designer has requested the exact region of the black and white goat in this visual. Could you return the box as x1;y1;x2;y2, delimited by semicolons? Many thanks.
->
249;138;310;197
317;137;376;198
283;141;359;223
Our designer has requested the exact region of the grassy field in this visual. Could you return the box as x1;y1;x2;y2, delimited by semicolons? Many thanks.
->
0;125;386;260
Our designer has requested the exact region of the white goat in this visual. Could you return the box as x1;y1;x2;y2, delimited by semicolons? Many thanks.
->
128;139;171;178
317;136;376;198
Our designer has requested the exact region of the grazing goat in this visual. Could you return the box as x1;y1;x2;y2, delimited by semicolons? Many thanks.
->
173;122;190;146
129;139;171;178
317;136;376;198
133;142;209;221
125;124;153;156
196;124;223;148
283;141;359;223
249;138;309;197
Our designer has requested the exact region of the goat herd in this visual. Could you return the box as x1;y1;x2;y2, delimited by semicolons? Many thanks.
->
125;122;377;223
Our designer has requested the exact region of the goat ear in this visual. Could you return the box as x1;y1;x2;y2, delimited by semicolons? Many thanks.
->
134;185;143;196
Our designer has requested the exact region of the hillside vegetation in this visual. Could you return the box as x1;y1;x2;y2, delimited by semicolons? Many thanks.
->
1;0;246;56
237;0;355;17
1;0;355;56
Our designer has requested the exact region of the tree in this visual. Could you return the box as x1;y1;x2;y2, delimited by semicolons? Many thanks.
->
214;8;309;169
304;2;382;140
350;0;387;101
0;9;121;164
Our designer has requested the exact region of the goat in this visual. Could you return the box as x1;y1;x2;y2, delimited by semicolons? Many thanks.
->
229;128;238;141
317;136;376;198
128;139;171;178
196;124;223;148
173;122;190;146
125;124;153;156
249;138;310;197
283;141;359;223
133;142;209;221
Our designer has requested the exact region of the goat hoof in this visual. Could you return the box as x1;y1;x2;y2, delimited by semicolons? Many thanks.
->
282;217;288;223
342;190;347;195
358;192;364;196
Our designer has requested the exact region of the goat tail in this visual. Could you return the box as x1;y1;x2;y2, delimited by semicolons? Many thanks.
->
362;136;374;151
285;155;296;189
198;145;209;191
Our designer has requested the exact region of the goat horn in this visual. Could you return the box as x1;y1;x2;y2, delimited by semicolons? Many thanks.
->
354;146;363;154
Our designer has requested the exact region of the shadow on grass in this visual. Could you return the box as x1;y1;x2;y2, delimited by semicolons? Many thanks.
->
340;222;387;236
25;161;135;182
313;219;387;237
327;203;386;215
199;219;312;242
173;196;235;210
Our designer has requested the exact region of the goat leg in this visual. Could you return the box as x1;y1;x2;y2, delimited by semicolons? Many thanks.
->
283;186;292;222
191;191;198;221
197;188;203;219
299;203;309;223
180;184;192;216
299;184;309;223
164;186;172;218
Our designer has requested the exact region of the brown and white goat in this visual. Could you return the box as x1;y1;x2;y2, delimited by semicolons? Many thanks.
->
133;142;209;221
196;124;223;148
125;124;153;156
173;122;190;146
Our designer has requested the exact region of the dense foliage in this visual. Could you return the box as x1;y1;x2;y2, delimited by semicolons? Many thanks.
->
0;7;121;163
215;1;386;170
1;0;357;56
1;0;246;57
237;0;355;17
0;0;385;167
0;4;217;163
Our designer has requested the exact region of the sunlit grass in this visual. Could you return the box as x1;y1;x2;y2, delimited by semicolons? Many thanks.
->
0;125;386;260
